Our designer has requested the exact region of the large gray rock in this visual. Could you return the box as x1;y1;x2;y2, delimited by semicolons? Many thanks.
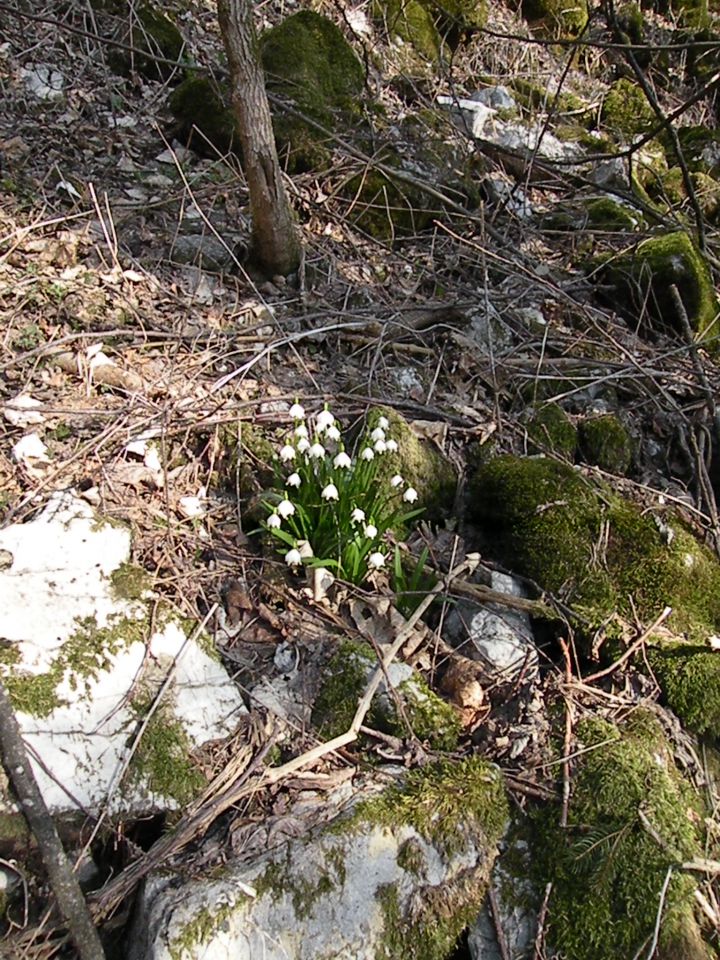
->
130;759;508;960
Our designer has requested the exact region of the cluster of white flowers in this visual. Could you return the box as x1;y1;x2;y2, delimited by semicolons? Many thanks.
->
263;404;420;583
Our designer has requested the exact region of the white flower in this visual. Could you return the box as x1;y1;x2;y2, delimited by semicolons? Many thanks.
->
386;439;398;452
277;499;295;518
374;439;387;454
285;548;302;566
289;403;305;420
310;442;326;459
287;472;301;488
377;416;390;430
334;451;352;469
279;444;296;462
316;409;335;433
267;513;282;529
297;437;310;453
361;447;374;461
294;424;309;439
370;427;386;443
368;552;385;569
351;507;366;523
403;487;418;503
391;474;404;488
364;523;378;539
322;483;339;501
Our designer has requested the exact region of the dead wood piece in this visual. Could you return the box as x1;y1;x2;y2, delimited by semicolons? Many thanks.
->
0;681;106;960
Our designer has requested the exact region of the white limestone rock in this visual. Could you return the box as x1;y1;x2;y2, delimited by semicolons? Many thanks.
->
0;492;246;817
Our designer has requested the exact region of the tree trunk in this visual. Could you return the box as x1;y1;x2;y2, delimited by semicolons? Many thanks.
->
217;0;302;277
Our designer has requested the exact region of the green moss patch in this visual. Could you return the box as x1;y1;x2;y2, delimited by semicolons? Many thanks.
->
260;11;364;173
312;640;460;751
169;76;236;158
584;197;641;231
469;455;720;629
108;2;184;82
0;614;147;717
535;712;709;960
648;643;720;736
578;414;633;474
591;231;719;343
525;403;578;458
129;696;206;806
520;0;588;36
601;78;655;141
366;407;457;522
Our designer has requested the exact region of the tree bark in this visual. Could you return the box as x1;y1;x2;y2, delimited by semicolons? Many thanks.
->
217;0;302;277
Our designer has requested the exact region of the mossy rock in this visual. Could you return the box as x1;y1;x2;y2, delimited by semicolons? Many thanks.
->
648;643;720;736
341;156;440;239
601;78;655;141
374;0;487;58
591;231;720;343
312;639;461;750
692;171;720;224
583;197;641;231
107;2;184;82
520;0;588;36
169;76;236;157
260;11;365;173
684;26;720;82
215;422;277;503
641;0;709;27
368;407;457;522
534;711;710;960
468;455;720;630
578;413;633;474
374;0;443;58
669;126;720;177
525;403;578;459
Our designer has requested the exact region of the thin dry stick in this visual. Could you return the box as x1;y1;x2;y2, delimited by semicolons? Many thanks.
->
0;682;106;960
583;606;673;684
533;881;553;960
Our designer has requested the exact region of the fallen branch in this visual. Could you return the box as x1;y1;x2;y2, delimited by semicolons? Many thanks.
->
0;682;106;960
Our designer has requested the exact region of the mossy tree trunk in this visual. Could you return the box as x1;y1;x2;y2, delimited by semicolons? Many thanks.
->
217;0;302;276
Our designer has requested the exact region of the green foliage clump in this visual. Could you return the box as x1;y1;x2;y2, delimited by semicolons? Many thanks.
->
534;712;709;960
169;77;236;157
601;78;655;141
260;11;364;172
263;405;422;584
525;403;578;458
592;231;719;342
578;414;633;474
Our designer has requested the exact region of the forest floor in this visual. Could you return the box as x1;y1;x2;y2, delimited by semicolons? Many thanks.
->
1;0;720;956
